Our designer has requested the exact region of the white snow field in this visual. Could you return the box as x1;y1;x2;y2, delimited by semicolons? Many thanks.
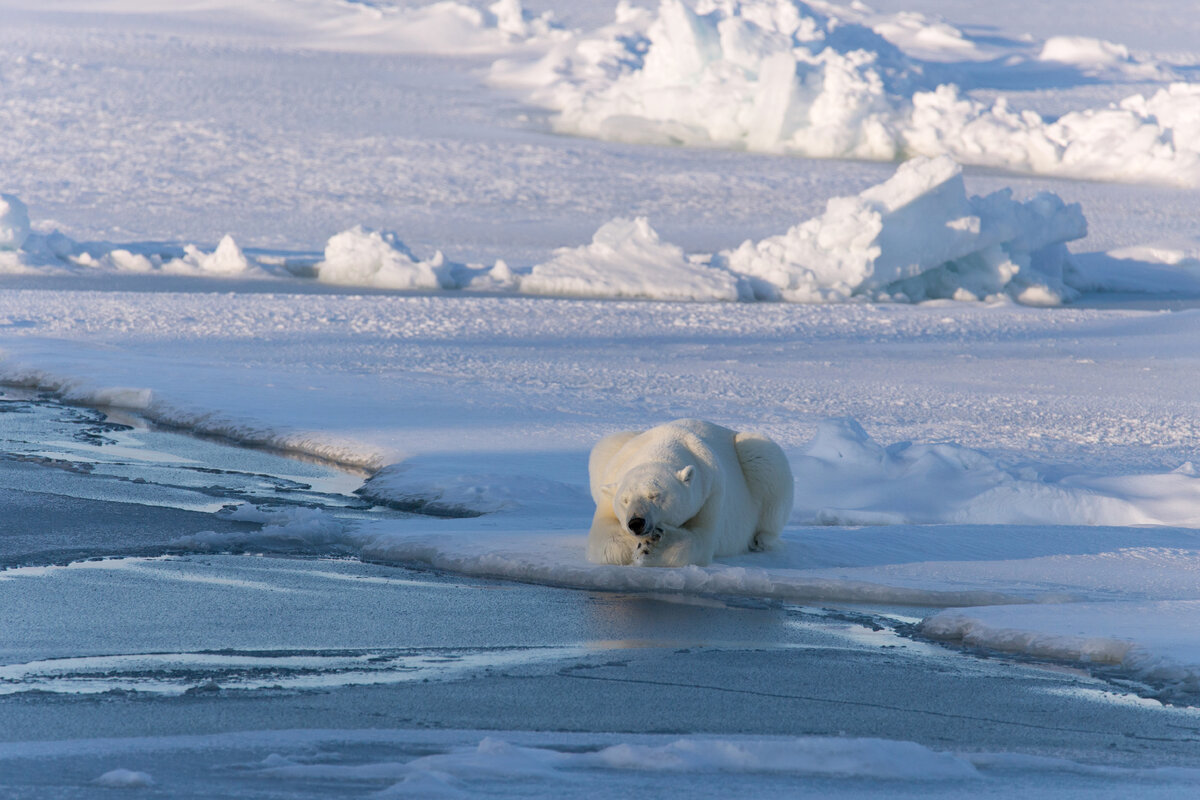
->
5;0;1200;795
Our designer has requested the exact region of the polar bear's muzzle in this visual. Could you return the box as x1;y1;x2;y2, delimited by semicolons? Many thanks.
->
624;512;661;539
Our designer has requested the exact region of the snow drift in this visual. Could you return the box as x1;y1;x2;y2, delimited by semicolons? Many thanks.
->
491;0;1200;185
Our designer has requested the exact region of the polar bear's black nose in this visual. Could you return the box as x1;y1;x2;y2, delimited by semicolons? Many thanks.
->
628;517;647;535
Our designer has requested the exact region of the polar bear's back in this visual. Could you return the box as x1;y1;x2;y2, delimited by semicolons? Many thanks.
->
591;419;737;491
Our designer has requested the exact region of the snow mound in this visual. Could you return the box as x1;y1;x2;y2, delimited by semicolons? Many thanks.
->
722;156;1086;303
521;217;744;301
794;417;1200;527
93;768;154;788
0;202;267;279
868;11;983;62
0;194;31;251
316;227;453;291
259;735;979;788
586;736;978;779
1037;36;1174;81
163;235;264;276
1108;240;1200;269
922;601;1200;703
493;0;1200;185
906;82;1200;187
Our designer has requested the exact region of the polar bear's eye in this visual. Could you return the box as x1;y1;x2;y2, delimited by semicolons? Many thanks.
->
647;492;660;501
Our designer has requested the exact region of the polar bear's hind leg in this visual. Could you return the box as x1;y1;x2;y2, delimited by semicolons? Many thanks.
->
734;431;794;550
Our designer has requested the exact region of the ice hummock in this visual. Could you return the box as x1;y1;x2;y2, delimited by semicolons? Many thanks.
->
720;155;1087;304
492;0;1200;186
315;226;453;290
524;157;1085;304
0;162;1090;305
0;206;268;279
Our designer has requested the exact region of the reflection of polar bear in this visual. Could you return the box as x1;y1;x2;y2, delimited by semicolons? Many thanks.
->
587;419;794;567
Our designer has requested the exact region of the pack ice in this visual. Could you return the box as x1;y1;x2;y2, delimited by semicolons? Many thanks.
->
493;0;1200;185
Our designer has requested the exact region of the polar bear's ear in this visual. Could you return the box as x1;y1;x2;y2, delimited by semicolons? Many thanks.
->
600;482;617;496
677;465;695;485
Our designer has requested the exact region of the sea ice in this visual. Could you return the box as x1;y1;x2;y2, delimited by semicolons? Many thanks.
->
494;0;1200;185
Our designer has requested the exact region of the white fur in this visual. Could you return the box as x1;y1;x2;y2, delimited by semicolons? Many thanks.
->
586;419;794;567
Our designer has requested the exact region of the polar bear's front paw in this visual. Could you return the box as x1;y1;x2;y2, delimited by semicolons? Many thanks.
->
632;529;662;562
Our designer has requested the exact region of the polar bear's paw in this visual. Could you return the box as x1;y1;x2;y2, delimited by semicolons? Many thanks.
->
631;525;699;567
632;529;663;564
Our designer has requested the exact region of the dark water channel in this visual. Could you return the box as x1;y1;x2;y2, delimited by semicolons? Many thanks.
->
0;387;392;568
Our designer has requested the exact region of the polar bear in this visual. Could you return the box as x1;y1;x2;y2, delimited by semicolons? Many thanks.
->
587;419;793;567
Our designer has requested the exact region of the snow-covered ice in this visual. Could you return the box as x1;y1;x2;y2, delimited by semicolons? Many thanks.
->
493;0;1200;185
4;286;1200;692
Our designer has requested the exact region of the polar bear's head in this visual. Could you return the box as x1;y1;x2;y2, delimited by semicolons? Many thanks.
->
611;462;703;537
